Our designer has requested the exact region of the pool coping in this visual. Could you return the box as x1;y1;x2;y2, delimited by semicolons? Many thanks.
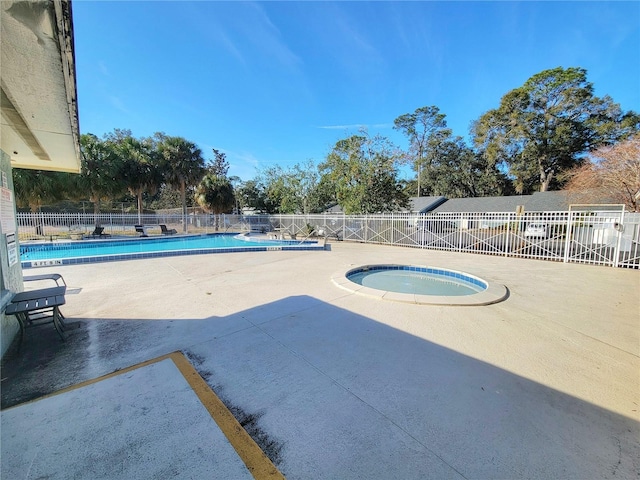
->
331;263;508;306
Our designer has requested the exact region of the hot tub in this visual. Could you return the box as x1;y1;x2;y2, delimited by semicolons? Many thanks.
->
332;264;508;306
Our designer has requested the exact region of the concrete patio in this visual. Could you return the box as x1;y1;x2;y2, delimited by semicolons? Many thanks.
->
2;241;639;479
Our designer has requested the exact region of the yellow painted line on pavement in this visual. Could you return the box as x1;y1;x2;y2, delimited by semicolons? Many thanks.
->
4;351;285;480
170;352;285;480
1;353;175;407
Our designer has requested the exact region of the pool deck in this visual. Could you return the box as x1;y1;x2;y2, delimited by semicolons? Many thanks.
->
2;241;639;479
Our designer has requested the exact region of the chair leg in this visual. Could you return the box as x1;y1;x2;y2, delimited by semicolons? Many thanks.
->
52;307;67;341
15;313;27;348
57;310;80;331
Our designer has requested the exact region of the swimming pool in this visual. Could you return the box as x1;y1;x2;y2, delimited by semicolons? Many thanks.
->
347;266;486;296
20;234;323;268
332;264;507;306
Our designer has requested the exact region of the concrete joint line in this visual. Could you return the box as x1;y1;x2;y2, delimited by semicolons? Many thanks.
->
246;324;468;479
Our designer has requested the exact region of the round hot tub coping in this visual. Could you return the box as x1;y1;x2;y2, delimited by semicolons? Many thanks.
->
331;264;508;306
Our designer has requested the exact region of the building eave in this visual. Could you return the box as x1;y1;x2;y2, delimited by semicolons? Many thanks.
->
1;0;81;174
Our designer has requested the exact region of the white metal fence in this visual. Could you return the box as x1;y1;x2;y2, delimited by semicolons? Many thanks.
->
16;209;640;268
15;212;246;238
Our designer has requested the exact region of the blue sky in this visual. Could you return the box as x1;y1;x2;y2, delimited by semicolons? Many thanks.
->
73;1;640;181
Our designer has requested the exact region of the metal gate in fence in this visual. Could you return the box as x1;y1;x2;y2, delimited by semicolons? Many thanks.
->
270;208;638;269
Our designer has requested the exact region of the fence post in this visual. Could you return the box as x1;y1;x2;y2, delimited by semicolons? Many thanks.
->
563;211;574;264
365;215;368;243
457;213;462;252
342;214;345;241
613;207;625;268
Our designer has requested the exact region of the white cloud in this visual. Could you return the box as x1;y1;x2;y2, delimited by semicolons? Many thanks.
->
205;147;262;180
191;2;301;72
216;30;247;66
109;96;131;115
98;61;109;76
247;2;302;70
318;123;392;130
318;124;367;130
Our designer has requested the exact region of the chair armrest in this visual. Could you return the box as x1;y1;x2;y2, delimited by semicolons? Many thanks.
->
23;273;66;286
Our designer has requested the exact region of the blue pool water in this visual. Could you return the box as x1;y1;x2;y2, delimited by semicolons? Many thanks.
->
347;265;486;296
21;234;321;268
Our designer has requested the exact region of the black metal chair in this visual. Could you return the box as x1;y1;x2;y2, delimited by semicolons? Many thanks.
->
89;226;110;238
160;224;177;235
135;225;149;237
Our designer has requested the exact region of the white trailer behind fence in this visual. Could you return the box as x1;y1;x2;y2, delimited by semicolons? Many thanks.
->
16;207;640;269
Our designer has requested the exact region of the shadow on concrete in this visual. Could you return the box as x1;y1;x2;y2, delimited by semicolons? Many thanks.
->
2;295;638;479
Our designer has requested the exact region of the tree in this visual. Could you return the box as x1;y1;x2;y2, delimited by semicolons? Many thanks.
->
261;160;328;214
12;169;67;212
235;179;276;213
115;135;162;222
473;67;640;193
77;133;124;215
207;149;230;177
104;128;134;143
419;131;512;198
564;134;640;211
148;184;182;211
320;132;409;214
194;173;235;230
393;106;448;196
12;169;70;235
157;135;205;229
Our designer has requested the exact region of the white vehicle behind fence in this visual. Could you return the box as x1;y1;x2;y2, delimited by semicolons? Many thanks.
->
524;223;549;238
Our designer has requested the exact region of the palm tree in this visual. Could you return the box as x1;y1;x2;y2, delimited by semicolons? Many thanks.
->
77;134;125;216
12;169;64;213
116;136;162;223
157;136;205;231
12;169;68;236
194;173;235;231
